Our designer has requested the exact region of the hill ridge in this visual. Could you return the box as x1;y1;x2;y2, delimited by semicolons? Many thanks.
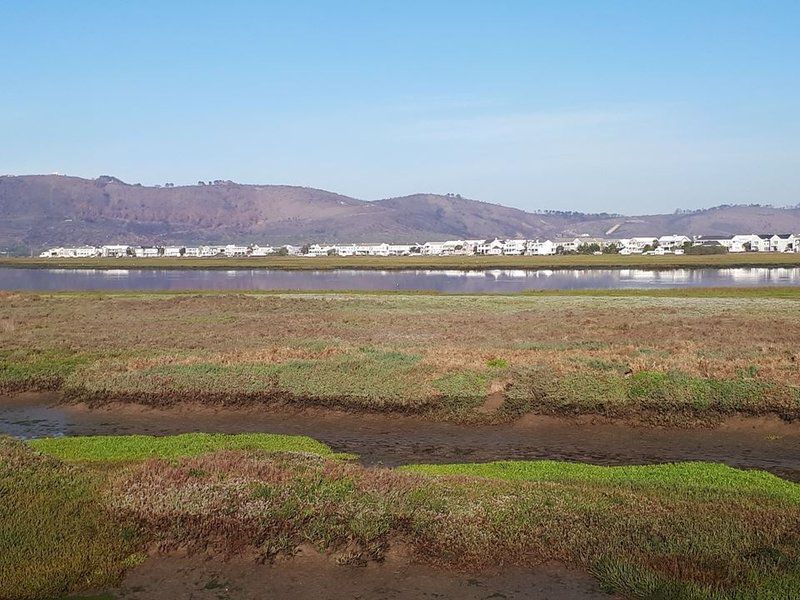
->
1;174;799;250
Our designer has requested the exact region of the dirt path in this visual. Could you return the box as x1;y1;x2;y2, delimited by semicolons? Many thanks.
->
101;551;613;600
3;393;799;480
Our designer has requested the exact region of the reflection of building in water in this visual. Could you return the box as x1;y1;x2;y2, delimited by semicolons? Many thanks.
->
98;270;131;278
500;270;528;278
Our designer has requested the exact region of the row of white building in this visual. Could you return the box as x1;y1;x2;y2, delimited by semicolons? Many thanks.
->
38;233;800;259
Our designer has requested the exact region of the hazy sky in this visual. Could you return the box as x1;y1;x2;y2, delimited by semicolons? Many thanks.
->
1;1;798;214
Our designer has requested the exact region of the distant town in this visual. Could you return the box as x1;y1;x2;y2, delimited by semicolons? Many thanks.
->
37;233;800;259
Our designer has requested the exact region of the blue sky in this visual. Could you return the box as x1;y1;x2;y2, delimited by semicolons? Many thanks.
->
1;1;798;214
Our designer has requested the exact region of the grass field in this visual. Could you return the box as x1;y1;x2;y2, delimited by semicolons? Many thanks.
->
2;289;799;424
2;435;799;599
3;252;800;271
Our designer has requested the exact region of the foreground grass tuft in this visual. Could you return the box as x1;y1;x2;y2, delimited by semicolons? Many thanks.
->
28;432;340;462
0;437;137;600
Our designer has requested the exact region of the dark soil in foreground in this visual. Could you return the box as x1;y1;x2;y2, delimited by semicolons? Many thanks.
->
4;393;799;481
98;551;613;600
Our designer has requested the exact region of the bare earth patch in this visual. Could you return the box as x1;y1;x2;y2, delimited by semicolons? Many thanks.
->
102;551;612;600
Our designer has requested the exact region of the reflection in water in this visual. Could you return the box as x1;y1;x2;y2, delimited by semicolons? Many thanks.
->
1;266;799;292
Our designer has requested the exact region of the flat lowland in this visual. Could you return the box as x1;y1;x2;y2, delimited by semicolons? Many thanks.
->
1;289;799;425
3;252;800;270
2;434;799;599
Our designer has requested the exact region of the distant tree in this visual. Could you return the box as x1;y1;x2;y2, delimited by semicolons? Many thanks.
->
275;247;289;256
126;247;135;257
301;244;310;255
743;242;752;252
327;248;338;256
179;247;186;256
642;244;654;253
197;181;206;186
602;244;620;254
578;243;601;254
686;245;727;255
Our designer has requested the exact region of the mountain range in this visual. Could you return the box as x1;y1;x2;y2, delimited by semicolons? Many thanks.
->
1;174;799;250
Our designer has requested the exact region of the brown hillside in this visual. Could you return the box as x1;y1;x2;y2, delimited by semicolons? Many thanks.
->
1;174;798;249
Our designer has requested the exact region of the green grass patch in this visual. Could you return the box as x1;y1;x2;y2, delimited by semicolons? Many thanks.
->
400;460;800;504
504;366;800;420
28;432;340;462
0;349;91;392
431;370;489;413
68;348;440;411
0;437;138;599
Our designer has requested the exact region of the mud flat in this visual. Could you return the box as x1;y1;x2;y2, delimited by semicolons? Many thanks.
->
97;550;612;600
4;393;799;481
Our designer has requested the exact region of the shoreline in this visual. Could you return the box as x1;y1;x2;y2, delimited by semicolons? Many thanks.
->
4;253;800;271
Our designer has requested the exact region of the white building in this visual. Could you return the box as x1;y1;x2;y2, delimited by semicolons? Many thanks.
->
134;247;160;258
477;239;504;255
39;246;100;258
421;241;446;256
551;237;584;253
730;234;763;253
250;245;275;256
693;235;734;251
525;239;556;256
223;245;249;257
100;245;131;258
657;235;691;250
440;240;466;256
199;245;224;257
502;239;527;255
618;237;658;254
387;244;414;256
770;234;796;252
354;243;391;256
162;246;183;257
306;244;332;257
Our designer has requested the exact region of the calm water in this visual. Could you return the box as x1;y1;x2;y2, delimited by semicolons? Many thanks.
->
1;266;800;291
2;394;799;478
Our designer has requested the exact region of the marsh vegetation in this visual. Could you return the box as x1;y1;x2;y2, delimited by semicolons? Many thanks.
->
2;290;799;425
2;434;798;599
